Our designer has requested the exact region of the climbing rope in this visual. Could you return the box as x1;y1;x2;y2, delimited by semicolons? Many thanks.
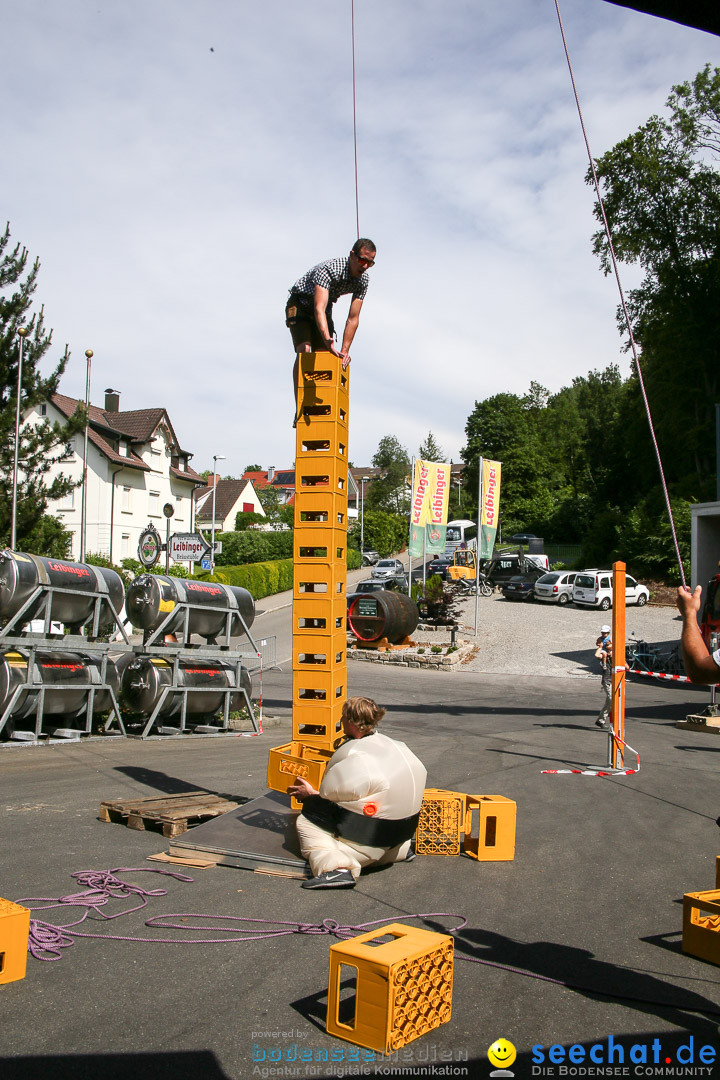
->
554;0;687;588
15;867;720;1020
351;0;360;238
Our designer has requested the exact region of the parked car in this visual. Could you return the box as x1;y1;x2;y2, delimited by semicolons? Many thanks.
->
361;550;380;565
426;555;453;580
533;571;578;605
371;558;406;582
501;574;538;601
483;553;548;587
572;571;649;610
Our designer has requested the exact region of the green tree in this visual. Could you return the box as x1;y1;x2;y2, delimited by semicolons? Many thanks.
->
243;463;262;473
0;224;81;554
589;64;720;500
418;431;445;462
368;435;410;514
257;484;293;529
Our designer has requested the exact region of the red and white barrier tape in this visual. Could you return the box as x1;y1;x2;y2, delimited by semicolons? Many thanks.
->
629;669;690;683
542;730;640;777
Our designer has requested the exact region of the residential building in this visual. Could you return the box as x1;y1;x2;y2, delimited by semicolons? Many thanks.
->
29;389;205;563
194;476;265;534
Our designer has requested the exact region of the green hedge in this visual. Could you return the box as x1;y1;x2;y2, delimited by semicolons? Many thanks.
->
213;530;294;566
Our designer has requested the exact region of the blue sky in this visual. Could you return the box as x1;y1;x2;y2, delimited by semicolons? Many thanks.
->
2;1;718;478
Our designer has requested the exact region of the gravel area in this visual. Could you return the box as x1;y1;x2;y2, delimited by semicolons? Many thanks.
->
414;593;682;679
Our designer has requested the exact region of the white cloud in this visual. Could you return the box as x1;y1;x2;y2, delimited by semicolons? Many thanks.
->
2;0;717;476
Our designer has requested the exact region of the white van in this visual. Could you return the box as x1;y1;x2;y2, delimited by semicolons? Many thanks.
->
572;571;649;610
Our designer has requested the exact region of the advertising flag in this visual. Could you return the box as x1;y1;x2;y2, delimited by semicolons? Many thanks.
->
479;459;501;560
409;459;452;557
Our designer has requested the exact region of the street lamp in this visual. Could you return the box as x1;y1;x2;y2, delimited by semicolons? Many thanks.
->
79;349;93;561
10;327;27;551
211;454;225;574
360;475;369;554
456;477;462;511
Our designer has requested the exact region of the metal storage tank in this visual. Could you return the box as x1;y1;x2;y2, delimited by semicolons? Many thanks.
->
120;655;251;720
125;575;255;640
0;550;125;630
0;650;120;727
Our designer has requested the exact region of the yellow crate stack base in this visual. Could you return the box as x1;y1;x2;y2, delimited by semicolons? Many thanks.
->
417;789;465;855
327;923;454;1053
0;898;31;985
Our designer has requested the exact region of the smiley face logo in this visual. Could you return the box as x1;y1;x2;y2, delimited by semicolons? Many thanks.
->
488;1038;517;1071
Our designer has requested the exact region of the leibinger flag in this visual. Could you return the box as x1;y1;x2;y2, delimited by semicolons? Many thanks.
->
479;459;501;560
409;460;451;557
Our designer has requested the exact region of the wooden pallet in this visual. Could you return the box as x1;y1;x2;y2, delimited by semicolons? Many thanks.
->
99;790;241;838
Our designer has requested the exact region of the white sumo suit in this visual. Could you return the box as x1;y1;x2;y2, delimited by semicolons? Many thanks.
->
295;731;427;881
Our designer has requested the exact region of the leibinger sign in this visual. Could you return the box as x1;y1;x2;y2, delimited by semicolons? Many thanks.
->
411;459;451;527
479;458;501;560
530;1034;716;1076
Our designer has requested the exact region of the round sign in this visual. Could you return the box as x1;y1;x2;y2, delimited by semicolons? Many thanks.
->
163;502;175;518
138;525;162;568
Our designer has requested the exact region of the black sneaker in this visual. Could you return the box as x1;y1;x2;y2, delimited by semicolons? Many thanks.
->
595;718;609;728
301;869;355;889
404;841;417;863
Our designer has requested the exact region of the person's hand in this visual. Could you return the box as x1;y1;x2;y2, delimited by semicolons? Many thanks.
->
287;777;318;801
339;350;352;370
677;584;702;619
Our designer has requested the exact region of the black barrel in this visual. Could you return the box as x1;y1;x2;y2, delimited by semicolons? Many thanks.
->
348;591;419;644
120;656;251;720
0;550;125;630
125;575;255;640
0;650;120;721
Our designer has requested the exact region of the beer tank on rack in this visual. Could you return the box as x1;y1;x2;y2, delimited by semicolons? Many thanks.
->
125;575;255;640
0;551;125;630
120;656;251;720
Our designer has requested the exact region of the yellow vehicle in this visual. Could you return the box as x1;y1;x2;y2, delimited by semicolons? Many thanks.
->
446;549;477;581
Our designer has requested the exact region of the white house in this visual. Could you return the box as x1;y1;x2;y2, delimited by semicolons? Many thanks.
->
194;477;265;534
29;389;205;563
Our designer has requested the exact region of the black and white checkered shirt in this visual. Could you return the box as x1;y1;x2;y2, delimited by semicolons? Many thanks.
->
289;257;370;313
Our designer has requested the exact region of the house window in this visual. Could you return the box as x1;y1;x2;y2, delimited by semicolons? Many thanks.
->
121;533;130;558
118;440;128;457
58;488;75;511
40;404;47;416
122;486;131;512
149;491;160;516
243;502;254;513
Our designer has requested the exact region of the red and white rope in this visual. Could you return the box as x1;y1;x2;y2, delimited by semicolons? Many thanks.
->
542;729;640;777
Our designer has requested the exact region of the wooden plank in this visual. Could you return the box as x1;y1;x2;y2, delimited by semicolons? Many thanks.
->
147;852;217;868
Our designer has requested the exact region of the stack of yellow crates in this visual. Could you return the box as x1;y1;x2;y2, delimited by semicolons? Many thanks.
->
267;352;349;798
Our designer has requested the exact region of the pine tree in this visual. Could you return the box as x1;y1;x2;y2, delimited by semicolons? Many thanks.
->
418;431;445;463
0;224;82;554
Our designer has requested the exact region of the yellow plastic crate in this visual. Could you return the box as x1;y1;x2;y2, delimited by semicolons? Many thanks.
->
683;889;720;965
464;794;516;862
327;923;453;1053
0;898;30;985
266;741;334;808
416;789;465;856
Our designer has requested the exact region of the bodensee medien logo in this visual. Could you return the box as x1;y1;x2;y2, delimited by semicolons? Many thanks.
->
531;1035;716;1076
488;1038;517;1077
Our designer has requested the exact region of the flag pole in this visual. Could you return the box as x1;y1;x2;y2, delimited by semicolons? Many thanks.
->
474;456;483;636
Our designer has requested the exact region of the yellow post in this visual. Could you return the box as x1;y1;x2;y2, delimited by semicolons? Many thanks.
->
267;352;349;795
610;561;626;769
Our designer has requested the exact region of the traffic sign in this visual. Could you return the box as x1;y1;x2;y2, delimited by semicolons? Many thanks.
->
201;557;212;571
168;532;211;562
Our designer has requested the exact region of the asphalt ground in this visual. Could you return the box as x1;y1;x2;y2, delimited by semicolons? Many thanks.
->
2;662;720;1080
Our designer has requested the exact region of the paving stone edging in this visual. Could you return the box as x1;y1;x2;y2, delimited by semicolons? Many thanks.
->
348;641;476;670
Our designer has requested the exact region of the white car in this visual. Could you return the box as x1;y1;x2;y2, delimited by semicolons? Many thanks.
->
572;571;649;610
533;571;577;605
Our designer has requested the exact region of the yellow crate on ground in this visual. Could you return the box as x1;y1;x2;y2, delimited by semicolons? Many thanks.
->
683;889;720;965
0;898;30;985
327;923;453;1053
464;794;516;862
416;789;465;855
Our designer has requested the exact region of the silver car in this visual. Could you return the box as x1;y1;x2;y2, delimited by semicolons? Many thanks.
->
534;571;577;605
371;558;405;582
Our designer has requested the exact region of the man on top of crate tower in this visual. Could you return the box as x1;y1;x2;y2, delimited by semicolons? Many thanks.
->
286;239;376;422
677;585;720;683
289;696;426;890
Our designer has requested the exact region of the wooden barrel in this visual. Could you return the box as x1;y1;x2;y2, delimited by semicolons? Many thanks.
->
348;591;419;644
